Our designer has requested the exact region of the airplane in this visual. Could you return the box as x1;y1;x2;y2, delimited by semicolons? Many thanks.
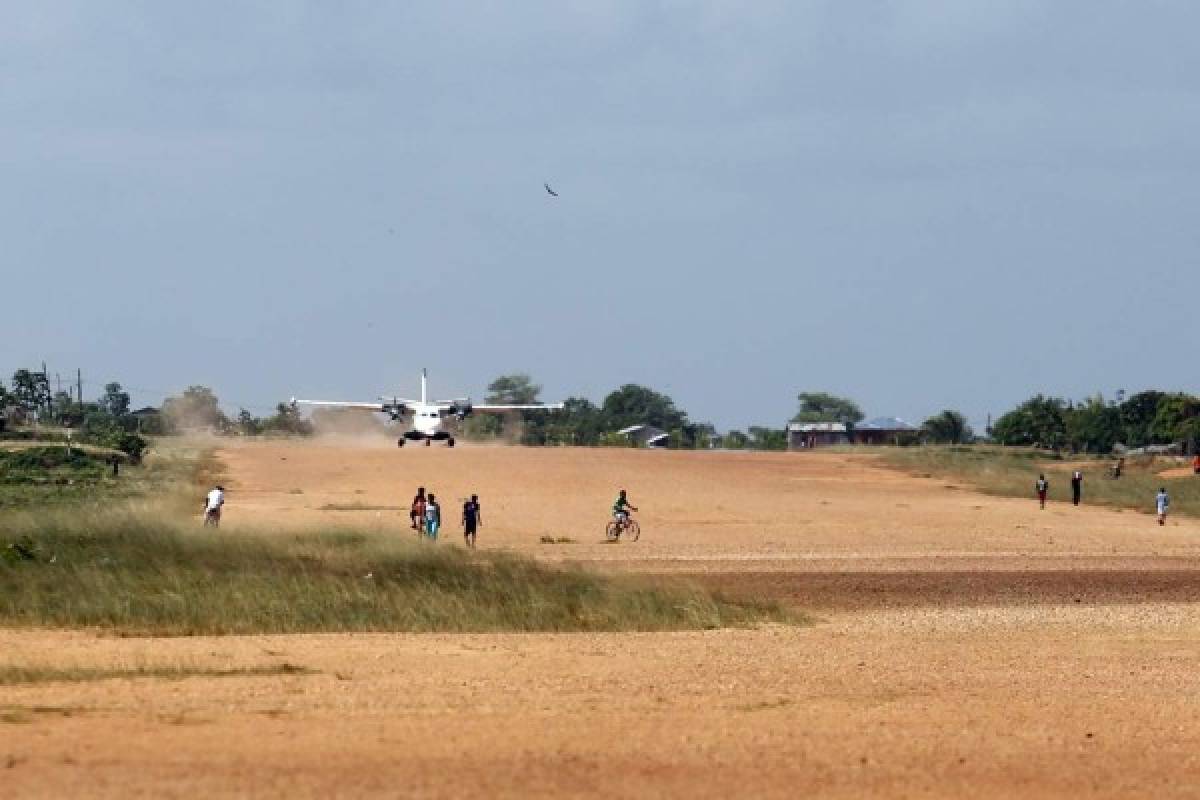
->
292;370;564;448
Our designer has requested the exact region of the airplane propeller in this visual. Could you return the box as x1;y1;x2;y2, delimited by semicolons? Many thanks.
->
445;399;473;421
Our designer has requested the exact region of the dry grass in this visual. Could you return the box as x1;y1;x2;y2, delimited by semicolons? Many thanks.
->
0;508;795;635
0;662;312;686
882;445;1200;517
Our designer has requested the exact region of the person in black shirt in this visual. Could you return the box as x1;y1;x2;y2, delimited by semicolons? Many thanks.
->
1070;470;1083;506
462;494;482;549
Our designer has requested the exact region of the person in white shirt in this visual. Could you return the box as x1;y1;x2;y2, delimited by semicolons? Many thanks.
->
204;485;225;527
1156;488;1170;526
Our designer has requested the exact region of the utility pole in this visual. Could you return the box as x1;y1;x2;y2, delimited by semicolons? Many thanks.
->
41;361;51;417
77;369;83;407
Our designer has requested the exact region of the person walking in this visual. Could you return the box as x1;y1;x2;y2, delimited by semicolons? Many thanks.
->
1035;474;1049;510
1156;487;1170;526
410;487;427;534
462;494;481;549
425;493;441;540
203;485;225;527
1071;470;1083;506
1192;454;1200;476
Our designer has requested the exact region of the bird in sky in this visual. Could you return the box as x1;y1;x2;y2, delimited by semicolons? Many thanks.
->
544;183;559;197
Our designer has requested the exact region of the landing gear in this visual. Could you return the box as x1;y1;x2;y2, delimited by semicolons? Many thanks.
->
425;438;432;447
447;437;455;448
396;438;405;448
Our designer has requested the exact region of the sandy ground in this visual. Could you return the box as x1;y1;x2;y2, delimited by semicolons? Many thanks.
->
6;438;1200;798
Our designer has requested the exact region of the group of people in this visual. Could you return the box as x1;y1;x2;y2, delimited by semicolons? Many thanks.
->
409;487;482;547
200;482;639;547
1035;470;1172;525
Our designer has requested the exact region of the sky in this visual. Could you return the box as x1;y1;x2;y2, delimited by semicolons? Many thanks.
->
3;2;1198;431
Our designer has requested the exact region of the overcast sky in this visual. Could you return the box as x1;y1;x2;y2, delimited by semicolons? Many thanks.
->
3;2;1198;431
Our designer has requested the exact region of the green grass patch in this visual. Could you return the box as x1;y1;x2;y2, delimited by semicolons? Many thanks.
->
0;446;108;482
0;511;793;635
881;445;1200;517
0;438;199;511
0;662;311;686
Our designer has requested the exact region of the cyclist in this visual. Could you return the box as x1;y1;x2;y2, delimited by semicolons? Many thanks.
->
612;489;638;533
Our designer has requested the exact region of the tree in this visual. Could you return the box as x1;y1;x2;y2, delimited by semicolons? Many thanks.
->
1149;393;1200;445
991;395;1067;449
1064;395;1122;453
1178;417;1200;454
464;373;543;441
747;426;788;450
793;392;864;428
262;402;313;435
485;374;541;405
236;409;262;435
1119;390;1166;448
691;422;718;449
99;382;131;418
600;384;688;432
722;430;749;449
11;369;51;415
922;410;973;444
52;391;81;425
162;386;224;431
540;396;604;446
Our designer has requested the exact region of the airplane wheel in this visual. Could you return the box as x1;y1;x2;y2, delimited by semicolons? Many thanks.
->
397;439;405;448
425;439;432;447
447;437;455;448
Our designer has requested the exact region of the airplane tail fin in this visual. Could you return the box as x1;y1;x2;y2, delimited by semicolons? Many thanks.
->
421;369;427;405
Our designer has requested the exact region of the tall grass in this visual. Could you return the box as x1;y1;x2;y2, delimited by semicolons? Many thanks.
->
882;445;1200;517
0;509;791;635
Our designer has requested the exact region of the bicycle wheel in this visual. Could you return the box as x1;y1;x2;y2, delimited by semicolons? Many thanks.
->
625;520;640;542
605;520;620;541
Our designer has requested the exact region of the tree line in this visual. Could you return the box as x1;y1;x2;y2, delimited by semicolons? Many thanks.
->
0;370;148;459
463;378;976;449
0;368;973;451
5;364;1192;453
990;391;1200;453
0;371;310;457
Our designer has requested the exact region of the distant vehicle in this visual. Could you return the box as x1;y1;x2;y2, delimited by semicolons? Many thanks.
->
292;370;563;448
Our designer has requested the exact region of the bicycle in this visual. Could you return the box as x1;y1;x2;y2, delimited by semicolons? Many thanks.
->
605;515;640;542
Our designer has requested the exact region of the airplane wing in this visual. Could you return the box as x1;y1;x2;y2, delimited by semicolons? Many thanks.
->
292;399;412;415
293;400;387;411
470;403;565;412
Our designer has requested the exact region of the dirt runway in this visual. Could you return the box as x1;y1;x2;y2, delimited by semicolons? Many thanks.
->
6;439;1200;798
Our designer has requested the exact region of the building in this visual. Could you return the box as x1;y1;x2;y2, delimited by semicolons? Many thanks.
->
616;424;669;448
853;417;919;445
786;422;849;450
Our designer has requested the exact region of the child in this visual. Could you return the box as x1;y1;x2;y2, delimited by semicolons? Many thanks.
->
425;493;441;540
462;494;481;549
1156;487;1170;526
410;487;426;533
1035;474;1049;510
